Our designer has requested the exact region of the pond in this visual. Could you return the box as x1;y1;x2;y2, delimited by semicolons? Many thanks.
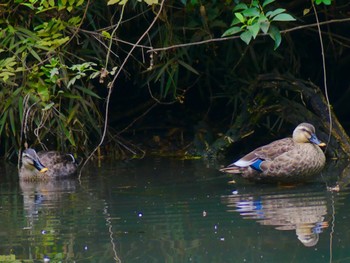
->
1;157;350;262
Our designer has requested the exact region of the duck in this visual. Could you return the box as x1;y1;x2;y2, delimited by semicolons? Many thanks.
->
220;123;326;182
20;148;78;181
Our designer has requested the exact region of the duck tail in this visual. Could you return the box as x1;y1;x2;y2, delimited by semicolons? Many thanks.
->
219;166;242;174
66;154;76;163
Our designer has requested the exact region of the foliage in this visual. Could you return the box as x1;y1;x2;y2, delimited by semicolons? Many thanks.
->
0;0;345;160
315;0;332;5
0;0;103;155
222;0;295;49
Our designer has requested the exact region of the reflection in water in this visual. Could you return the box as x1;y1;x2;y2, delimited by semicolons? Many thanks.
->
19;179;78;261
222;189;329;247
20;179;77;221
1;159;350;262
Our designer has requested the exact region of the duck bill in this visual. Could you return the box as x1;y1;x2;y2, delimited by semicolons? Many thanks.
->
309;134;326;147
33;159;48;173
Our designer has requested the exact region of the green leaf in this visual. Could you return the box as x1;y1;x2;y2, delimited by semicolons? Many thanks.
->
262;0;275;7
108;0;128;5
61;124;76;146
233;3;248;11
272;13;296;22
222;26;242;37
75;86;101;99
102;31;111;39
230;18;241;26
76;0;84;6
107;0;120;4
268;25;281;50
177;60;199;75
247;23;260;39
240;30;253;45
0;111;8;136
42;102;55;111
260;21;270;34
242;7;260;17
234;13;245;23
315;0;331;4
266;8;286;19
9;108;16;136
18;95;23;124
144;0;158;5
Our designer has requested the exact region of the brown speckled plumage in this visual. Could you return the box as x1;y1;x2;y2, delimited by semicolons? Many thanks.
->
220;123;326;182
20;149;78;181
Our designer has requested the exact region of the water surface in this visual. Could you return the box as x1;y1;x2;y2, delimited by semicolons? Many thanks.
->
1;158;350;262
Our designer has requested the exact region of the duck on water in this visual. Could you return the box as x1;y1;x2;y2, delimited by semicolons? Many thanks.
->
220;123;326;182
20;148;79;181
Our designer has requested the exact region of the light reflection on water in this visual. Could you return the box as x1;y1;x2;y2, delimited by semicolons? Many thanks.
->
0;158;350;262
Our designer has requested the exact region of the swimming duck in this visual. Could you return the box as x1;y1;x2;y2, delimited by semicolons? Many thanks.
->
220;123;326;182
20;148;78;181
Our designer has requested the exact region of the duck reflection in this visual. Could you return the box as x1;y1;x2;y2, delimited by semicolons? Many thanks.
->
20;179;77;222
222;189;329;247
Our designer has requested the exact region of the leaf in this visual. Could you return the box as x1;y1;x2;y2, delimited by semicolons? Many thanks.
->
18;95;23;124
316;0;331;5
144;0;158;5
233;3;248;11
107;0;120;4
107;0;128;5
230;18;241;26
240;30;253;45
247;23;260;39
242;7;260;17
9;108;16;136
262;0;275;7
222;26;242;37
42;102;55;111
303;8;311;16
75;86;101;99
102;31;111;39
260;21;270;34
272;13;296;22
177;60;199;75
266;8;286;19
61;124;76;146
76;0;84;6
0;111;8;136
234;13;245;23
268;25;281;50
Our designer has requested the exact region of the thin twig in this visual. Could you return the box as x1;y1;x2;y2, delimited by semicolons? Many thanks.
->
147;17;350;53
312;2;332;148
78;0;166;179
311;3;334;263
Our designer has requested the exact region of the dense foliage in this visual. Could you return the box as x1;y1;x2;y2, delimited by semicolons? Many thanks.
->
1;0;349;159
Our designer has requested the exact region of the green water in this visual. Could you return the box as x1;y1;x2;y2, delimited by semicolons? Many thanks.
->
0;158;350;263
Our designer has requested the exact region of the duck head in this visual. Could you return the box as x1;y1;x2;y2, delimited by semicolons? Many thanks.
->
293;123;326;147
21;149;48;173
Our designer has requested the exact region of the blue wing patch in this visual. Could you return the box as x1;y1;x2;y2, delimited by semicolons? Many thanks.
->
250;159;264;172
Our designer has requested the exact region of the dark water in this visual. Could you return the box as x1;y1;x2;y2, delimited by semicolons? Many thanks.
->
1;158;350;263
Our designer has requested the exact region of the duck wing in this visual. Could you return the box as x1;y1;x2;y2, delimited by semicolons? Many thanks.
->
38;151;76;167
232;138;295;168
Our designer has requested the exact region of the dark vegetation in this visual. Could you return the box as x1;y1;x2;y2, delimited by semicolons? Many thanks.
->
1;0;350;163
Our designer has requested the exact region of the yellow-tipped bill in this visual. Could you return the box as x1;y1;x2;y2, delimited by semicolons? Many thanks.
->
39;167;49;173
